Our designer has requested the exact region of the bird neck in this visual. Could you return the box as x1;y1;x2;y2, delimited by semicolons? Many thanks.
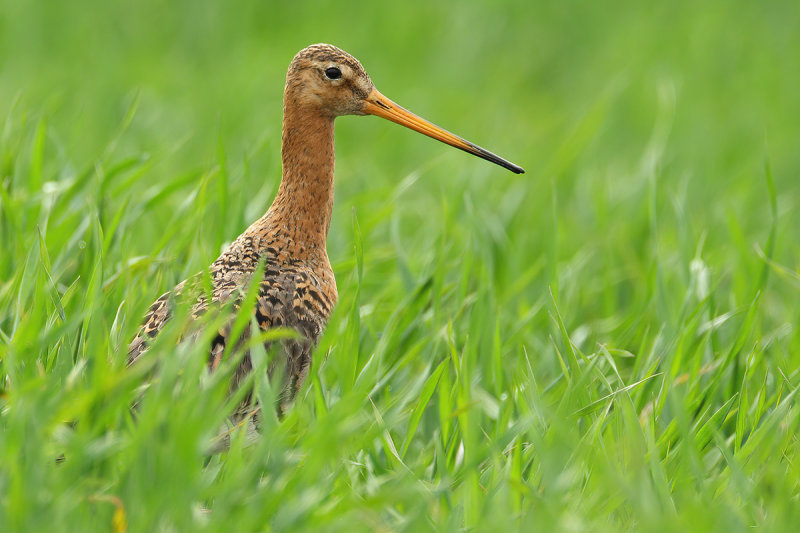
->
267;103;336;251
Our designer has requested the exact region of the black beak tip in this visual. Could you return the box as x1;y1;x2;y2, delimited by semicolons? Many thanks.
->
497;159;525;174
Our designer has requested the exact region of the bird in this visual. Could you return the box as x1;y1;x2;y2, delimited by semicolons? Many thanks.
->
128;43;524;421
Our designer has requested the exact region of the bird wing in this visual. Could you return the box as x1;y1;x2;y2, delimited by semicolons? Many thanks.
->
127;263;334;387
127;287;178;364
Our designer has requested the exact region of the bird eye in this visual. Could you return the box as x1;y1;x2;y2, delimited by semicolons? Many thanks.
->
324;67;342;80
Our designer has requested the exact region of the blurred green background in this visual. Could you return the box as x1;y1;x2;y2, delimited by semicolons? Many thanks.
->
2;0;798;279
1;0;799;531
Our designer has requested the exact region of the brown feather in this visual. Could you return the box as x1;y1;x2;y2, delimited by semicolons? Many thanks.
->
128;45;352;414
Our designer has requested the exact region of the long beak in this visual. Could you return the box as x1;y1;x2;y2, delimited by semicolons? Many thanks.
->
362;88;525;174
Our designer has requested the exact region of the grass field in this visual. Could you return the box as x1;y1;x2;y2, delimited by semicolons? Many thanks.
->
1;1;799;531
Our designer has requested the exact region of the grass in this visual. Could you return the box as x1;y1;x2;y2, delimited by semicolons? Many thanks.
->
1;0;799;531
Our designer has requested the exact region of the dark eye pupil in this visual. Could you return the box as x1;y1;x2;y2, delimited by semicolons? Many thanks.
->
325;67;342;80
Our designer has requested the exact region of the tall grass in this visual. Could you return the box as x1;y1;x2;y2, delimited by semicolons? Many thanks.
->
1;0;799;531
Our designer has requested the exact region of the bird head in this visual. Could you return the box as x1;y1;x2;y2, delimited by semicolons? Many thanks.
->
285;44;524;174
285;44;374;117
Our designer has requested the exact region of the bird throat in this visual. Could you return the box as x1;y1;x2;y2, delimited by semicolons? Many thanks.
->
267;102;336;251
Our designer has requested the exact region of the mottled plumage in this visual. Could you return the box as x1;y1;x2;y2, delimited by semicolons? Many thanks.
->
128;43;523;418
